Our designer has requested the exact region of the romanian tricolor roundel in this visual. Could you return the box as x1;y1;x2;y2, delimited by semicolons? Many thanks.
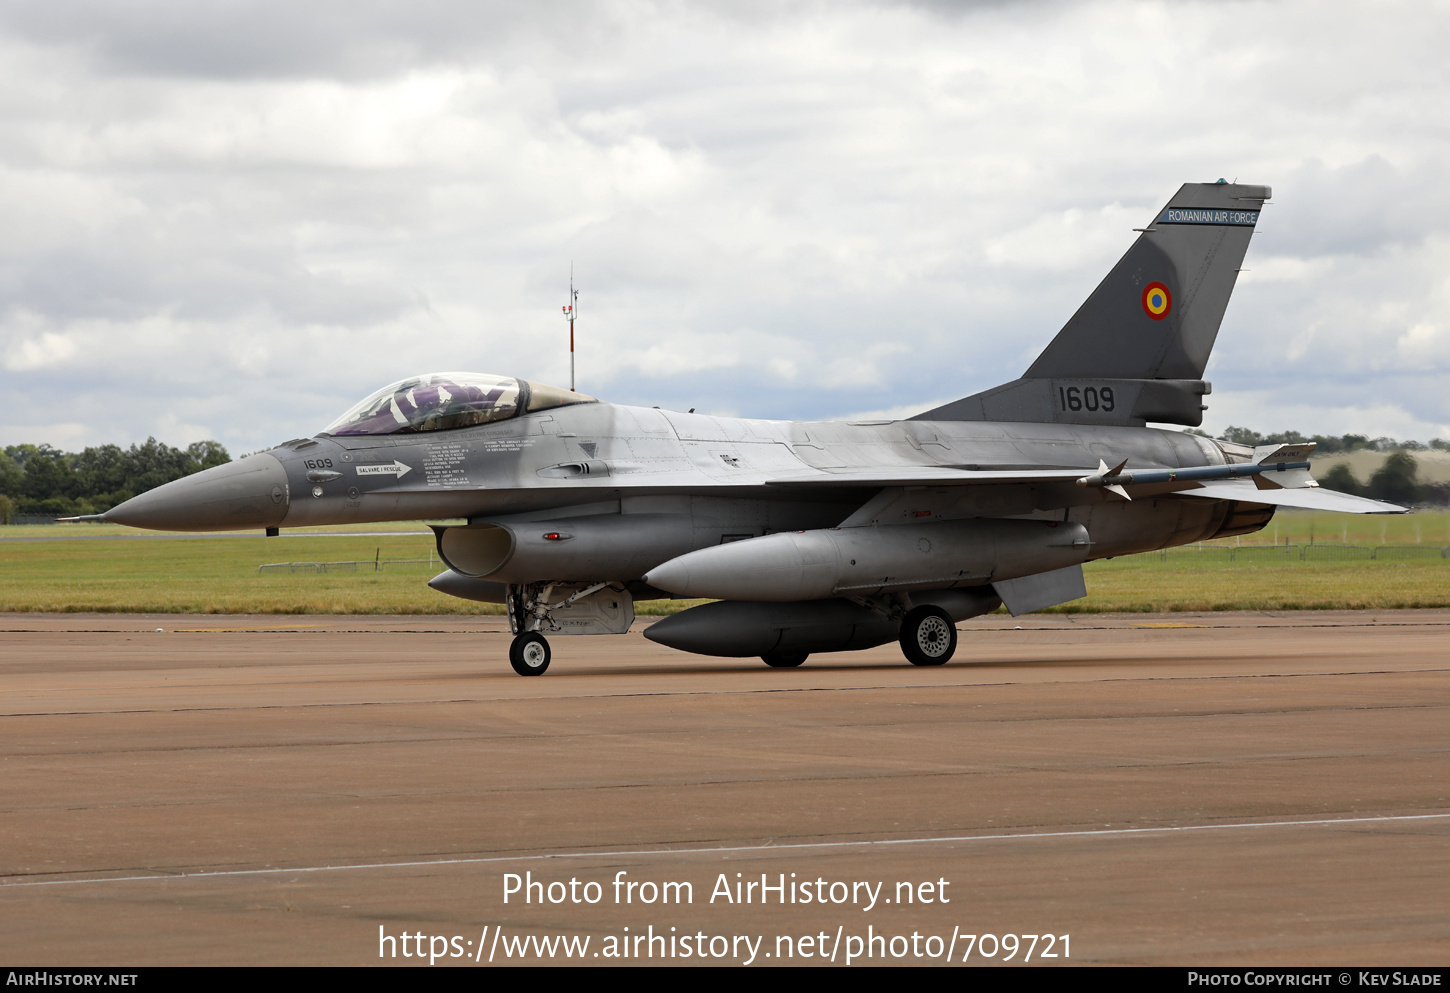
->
1142;281;1172;321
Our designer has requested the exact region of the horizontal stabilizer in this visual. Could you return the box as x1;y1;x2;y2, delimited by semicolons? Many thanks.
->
1175;480;1406;514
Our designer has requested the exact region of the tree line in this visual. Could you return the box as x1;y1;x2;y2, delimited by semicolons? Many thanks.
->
0;440;231;521
1316;453;1449;506
1203;426;1450;456
1198;427;1449;505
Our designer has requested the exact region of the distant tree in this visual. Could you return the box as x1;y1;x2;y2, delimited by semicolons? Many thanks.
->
1320;463;1365;496
71;444;128;500
0;438;231;516
187;440;230;470
1366;452;1421;505
4;444;38;467
1207;430;1420;455
1222;426;1264;447
20;445;78;505
0;449;22;496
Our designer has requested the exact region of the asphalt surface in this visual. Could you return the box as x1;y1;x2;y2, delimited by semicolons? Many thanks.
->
2;610;1447;966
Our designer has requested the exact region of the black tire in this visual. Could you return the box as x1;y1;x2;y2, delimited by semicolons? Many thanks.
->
899;605;956;666
762;651;808;668
509;632;551;676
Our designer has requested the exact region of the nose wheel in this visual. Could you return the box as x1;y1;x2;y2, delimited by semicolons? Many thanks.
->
509;632;552;676
900;605;956;666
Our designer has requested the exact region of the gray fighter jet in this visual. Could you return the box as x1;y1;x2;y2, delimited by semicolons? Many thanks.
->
90;181;1405;675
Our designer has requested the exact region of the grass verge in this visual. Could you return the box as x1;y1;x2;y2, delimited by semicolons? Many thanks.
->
2;509;1448;615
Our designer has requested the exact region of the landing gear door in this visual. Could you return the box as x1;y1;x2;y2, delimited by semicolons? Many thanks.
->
552;586;634;635
508;582;635;636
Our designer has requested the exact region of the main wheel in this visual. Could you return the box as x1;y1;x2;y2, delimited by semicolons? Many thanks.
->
762;651;808;668
899;605;956;666
509;632;551;676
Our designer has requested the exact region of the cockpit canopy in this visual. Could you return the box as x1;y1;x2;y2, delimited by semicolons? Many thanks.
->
323;372;596;436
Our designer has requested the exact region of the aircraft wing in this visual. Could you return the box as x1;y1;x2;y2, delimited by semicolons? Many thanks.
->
761;463;1408;514
1173;479;1406;514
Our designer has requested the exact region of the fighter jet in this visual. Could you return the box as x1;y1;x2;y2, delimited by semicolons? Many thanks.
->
89;181;1405;675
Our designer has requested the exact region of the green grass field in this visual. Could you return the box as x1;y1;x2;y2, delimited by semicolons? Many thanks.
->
1;509;1447;615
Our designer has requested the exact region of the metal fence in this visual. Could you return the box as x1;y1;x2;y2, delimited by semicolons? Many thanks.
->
1115;544;1450;567
258;556;437;574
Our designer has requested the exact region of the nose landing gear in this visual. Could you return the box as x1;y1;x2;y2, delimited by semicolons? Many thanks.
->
503;580;632;676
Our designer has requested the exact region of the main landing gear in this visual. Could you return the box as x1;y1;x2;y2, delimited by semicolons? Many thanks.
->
509;632;551;676
899;605;957;666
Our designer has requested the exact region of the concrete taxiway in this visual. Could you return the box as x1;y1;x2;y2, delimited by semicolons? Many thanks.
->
1;610;1447;965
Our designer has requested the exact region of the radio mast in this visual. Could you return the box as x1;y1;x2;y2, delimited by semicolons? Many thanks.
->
562;267;578;392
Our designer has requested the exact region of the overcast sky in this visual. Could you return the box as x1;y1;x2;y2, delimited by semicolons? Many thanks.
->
2;0;1448;454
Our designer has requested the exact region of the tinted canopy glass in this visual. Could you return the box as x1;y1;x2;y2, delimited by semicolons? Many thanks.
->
324;372;594;436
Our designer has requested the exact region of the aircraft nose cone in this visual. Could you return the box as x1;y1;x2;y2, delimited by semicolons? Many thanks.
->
104;453;290;531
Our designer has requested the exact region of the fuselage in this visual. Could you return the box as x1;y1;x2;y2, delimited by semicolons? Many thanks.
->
106;399;1265;574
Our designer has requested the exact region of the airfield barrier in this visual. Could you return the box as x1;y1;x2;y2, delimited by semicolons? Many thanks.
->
1122;543;1450;566
258;555;437;574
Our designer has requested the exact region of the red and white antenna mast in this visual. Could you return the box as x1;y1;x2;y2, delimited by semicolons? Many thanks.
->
562;267;578;392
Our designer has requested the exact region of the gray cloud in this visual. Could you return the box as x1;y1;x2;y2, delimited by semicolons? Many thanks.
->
0;1;566;78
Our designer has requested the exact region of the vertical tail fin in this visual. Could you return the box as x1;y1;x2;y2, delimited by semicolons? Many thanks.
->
917;181;1270;426
1025;181;1269;380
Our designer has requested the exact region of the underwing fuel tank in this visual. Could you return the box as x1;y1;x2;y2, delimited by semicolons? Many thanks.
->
642;518;1091;601
643;588;1002;658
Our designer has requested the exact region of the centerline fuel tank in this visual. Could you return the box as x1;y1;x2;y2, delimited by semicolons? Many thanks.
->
643;588;1003;658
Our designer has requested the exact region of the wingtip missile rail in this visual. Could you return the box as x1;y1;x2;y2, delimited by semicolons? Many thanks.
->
1076;455;1315;499
1075;460;1312;489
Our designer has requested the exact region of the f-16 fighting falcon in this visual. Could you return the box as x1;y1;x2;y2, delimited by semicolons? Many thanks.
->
86;181;1405;675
